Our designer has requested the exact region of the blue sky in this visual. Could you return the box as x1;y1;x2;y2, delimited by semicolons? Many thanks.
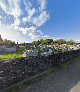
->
43;0;80;41
0;0;80;43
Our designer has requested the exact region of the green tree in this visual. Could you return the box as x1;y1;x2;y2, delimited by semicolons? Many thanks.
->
66;40;75;45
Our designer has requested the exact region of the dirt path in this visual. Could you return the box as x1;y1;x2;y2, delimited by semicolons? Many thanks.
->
19;60;80;92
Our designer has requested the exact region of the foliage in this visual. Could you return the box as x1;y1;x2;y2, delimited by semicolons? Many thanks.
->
32;39;54;45
66;40;75;45
32;39;75;45
0;39;15;45
17;46;26;54
56;39;66;45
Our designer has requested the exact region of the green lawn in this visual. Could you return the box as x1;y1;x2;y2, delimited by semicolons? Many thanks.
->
17;46;25;54
0;46;25;60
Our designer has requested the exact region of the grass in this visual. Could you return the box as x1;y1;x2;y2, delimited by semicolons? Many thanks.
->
17;46;25;54
0;46;25;60
0;54;22;60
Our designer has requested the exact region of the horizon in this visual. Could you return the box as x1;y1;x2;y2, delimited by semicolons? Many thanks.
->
0;0;80;43
0;34;80;44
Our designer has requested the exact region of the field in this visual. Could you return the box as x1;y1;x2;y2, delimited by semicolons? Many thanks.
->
0;46;25;60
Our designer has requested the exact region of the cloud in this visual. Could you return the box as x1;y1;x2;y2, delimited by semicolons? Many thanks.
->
32;11;50;27
28;8;36;18
22;8;36;23
39;0;47;11
0;0;50;42
19;26;36;35
37;30;43;35
42;35;51;39
0;24;33;43
0;0;21;18
0;15;3;20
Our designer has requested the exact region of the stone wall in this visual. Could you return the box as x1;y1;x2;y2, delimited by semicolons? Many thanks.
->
0;50;80;90
0;46;17;54
6;47;17;53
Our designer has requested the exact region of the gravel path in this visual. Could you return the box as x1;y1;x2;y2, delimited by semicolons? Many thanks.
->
19;60;80;92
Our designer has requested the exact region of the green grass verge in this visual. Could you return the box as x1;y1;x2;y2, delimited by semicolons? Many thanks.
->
0;54;22;60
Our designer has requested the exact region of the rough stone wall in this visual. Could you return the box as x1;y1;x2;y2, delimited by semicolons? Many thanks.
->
6;47;17;53
0;50;80;90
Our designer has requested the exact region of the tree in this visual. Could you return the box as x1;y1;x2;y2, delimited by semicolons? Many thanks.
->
56;39;66;45
66;40;75;45
32;39;75;45
0;38;15;45
45;39;53;44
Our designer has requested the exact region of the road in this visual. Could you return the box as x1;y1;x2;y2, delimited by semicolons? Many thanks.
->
19;60;80;92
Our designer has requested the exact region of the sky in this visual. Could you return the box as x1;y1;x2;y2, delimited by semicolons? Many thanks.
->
0;0;80;43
